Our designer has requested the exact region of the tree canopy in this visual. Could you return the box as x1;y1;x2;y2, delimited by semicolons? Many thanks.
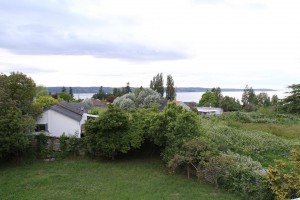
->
0;72;37;160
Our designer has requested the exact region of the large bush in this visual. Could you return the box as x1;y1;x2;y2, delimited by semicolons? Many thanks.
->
147;102;201;162
84;105;143;159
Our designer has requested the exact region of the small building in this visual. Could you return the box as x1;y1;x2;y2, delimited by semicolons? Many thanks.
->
176;101;191;110
35;102;97;138
196;107;223;115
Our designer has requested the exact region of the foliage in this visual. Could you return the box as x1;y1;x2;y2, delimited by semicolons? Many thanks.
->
34;95;58;109
221;96;241;112
166;74;176;101
93;86;107;100
0;72;37;160
211;87;223;107
241;85;257;112
69;87;74;98
256;92;271;107
123;82;132;94
59;132;82;158
35;132;49;158
113;88;162;110
267;149;300;200
206;125;299;165
35;85;49;97
85;105;142;159
147;102;201;162
168;137;218;179
58;92;72;102
214;151;272;200
283;84;300;113
150;73;164;97
199;91;217;107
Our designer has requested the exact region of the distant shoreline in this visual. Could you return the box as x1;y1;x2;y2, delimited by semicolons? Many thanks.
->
47;87;276;94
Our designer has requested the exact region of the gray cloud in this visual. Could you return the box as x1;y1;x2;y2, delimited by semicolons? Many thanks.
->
0;0;187;61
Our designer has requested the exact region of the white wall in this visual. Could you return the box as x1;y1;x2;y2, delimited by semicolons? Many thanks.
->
36;110;81;138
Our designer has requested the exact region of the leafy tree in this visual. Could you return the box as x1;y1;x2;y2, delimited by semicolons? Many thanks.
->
85;105;142;159
283;84;300;113
34;96;58;109
256;92;271;107
150;73;164;97
221;96;241;112
241;85;257;112
58;92;72;102
0;72;37;160
271;95;281;112
113;88;122;97
5;72;36;115
113;88;161;110
147;102;200;162
166;75;176;101
199;91;217;107
211;87;223;107
35;85;49;97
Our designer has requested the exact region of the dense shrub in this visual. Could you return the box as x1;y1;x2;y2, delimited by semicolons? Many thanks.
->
85;105;143;159
146;102;201;162
216;152;272;200
267;149;300;199
204;125;299;162
35;132;49;158
59;132;82;158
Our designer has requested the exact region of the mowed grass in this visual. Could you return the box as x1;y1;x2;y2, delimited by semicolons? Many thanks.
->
0;157;240;200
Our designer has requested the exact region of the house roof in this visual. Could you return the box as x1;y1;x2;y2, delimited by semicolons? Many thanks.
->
50;102;89;122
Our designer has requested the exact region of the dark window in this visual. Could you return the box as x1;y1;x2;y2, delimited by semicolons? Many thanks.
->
35;124;47;132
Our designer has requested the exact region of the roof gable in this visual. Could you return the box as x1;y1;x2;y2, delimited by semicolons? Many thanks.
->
49;102;89;122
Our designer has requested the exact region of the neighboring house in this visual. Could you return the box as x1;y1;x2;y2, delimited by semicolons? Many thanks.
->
176;101;191;110
197;107;223;115
35;102;97;138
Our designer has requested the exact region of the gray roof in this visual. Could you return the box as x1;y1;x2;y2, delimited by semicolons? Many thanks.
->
50;102;89;122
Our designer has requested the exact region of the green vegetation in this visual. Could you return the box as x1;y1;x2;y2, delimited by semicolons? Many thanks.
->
2;72;300;199
0;158;241;200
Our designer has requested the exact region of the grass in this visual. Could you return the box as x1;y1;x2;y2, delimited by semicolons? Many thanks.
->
236;123;300;140
0;157;241;200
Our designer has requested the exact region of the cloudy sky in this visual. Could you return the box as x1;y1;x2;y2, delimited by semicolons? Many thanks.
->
0;0;299;89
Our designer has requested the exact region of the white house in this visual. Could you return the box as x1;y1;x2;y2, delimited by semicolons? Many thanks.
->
35;102;97;138
196;107;223;115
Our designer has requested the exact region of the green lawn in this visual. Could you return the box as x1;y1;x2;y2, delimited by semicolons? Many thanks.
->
0;157;240;200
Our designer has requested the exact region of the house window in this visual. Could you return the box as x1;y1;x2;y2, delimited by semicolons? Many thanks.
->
35;124;47;132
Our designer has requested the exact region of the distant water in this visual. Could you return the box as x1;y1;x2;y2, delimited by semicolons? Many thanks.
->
75;90;287;102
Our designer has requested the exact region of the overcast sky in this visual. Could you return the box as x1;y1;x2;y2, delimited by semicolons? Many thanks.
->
0;0;299;89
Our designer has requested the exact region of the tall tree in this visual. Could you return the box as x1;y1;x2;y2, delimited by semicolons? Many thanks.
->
166;75;176;101
241;85;257;112
198;91;217;107
124;82;132;94
61;86;66;93
0;72;36;160
256;92;271;107
93;86;106;100
211;87;223;107
150;73;164;97
283;84;300;113
69;87;74;98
